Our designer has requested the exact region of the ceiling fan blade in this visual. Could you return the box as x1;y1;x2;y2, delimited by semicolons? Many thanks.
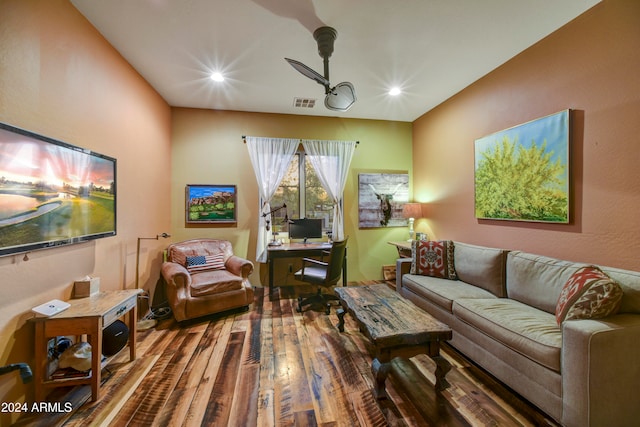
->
325;81;356;111
285;58;330;88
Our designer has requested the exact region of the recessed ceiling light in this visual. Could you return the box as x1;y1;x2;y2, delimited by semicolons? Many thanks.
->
210;72;224;82
389;87;401;96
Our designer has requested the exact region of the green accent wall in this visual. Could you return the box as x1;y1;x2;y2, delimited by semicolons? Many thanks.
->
171;108;413;284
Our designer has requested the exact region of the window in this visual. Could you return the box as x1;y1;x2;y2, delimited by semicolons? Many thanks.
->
270;151;334;233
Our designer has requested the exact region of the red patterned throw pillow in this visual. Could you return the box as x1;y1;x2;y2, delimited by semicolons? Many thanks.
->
410;240;457;280
185;253;225;273
555;266;623;325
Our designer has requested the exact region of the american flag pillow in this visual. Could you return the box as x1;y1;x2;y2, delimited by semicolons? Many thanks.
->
185;253;225;273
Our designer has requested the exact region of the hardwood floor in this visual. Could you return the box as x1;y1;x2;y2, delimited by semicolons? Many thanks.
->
17;283;557;426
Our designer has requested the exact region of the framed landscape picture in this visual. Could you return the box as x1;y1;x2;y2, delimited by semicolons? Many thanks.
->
474;110;570;223
185;184;237;224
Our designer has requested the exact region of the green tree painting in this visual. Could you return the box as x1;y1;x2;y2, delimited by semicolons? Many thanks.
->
474;110;570;223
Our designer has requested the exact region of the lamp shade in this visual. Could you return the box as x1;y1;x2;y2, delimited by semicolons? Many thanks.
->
402;202;423;219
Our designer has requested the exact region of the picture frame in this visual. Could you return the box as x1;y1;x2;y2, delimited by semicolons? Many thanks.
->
185;184;237;224
358;173;409;228
474;109;570;223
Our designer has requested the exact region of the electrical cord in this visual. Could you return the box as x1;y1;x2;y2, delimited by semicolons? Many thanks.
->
150;306;172;320
140;304;172;321
137;293;172;321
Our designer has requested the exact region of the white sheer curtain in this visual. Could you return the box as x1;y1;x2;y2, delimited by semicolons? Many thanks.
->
302;139;356;241
246;136;299;262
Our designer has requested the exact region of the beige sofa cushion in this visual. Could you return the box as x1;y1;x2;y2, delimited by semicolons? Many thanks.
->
453;242;508;297
506;251;588;314
600;266;640;314
454;298;562;372
402;274;497;313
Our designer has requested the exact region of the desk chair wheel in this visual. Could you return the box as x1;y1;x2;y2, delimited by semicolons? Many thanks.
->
295;301;331;315
296;291;338;314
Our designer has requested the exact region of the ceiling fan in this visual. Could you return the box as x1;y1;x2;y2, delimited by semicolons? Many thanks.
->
285;26;356;112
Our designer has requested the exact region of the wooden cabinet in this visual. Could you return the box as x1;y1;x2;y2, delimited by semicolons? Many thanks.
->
32;289;142;402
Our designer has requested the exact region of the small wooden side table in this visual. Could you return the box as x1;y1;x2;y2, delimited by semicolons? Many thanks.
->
32;289;142;402
387;241;412;258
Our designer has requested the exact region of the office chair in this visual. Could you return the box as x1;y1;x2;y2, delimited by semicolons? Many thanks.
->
294;237;348;314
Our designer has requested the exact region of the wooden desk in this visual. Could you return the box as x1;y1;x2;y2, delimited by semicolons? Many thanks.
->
32;289;142;402
267;242;347;292
335;284;452;398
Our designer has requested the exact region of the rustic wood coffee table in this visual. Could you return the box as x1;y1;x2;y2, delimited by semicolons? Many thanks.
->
335;284;452;399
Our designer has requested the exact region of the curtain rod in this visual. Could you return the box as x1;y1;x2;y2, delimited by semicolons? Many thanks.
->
242;136;359;145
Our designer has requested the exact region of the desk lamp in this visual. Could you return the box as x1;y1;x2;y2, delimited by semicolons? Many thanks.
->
263;203;288;246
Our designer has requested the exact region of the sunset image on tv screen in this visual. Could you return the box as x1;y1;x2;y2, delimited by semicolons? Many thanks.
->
0;124;116;256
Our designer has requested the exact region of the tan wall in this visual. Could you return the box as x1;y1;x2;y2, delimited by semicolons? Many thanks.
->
0;0;171;416
412;0;640;270
170;108;413;285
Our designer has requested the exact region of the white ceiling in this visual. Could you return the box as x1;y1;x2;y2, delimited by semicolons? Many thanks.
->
71;0;600;122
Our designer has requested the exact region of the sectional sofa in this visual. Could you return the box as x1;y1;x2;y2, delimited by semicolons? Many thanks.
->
396;241;640;427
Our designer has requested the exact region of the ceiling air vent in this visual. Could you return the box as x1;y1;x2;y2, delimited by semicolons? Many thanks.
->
293;97;316;108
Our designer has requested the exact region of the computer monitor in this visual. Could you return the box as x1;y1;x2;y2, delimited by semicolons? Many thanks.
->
288;218;323;243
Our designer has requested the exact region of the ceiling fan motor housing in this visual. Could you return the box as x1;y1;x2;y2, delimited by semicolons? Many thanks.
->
313;26;337;59
286;26;355;111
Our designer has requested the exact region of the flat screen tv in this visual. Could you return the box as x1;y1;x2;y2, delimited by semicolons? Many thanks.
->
288;218;323;243
0;122;116;257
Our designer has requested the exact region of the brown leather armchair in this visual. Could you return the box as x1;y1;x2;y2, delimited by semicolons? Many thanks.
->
161;239;254;322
